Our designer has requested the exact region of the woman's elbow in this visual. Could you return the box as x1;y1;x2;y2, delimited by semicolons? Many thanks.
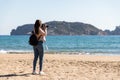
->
42;33;47;36
44;33;47;36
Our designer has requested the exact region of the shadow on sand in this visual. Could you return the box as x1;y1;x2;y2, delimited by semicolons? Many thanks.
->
0;73;32;77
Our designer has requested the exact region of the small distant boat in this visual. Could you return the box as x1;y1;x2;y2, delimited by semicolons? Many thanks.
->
27;32;32;35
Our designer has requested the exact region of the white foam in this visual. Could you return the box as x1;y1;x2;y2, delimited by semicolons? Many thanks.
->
0;50;7;53
0;49;33;54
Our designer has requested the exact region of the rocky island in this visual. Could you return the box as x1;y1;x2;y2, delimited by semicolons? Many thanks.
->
10;21;120;35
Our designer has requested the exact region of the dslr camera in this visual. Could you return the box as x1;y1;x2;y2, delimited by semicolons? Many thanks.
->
41;24;49;28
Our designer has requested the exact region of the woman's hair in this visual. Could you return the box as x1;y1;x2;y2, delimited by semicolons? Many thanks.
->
34;20;42;34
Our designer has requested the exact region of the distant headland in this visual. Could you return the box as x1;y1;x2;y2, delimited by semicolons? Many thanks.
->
10;21;120;35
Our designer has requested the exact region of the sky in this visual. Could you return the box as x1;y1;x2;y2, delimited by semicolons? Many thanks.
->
0;0;120;35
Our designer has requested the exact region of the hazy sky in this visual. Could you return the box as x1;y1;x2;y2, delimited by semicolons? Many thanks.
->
0;0;120;35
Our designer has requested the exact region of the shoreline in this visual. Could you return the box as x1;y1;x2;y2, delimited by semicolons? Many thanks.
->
0;51;120;56
1;53;120;61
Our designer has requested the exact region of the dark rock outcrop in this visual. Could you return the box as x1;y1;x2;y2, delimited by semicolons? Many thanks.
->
11;24;34;35
104;26;120;35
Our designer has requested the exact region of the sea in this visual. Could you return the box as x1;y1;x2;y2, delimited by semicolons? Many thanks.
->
0;35;120;55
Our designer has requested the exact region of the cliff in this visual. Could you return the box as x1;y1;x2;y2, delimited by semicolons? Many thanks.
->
104;26;120;35
11;24;34;35
10;21;118;35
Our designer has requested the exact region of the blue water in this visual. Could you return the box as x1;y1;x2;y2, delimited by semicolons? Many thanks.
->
0;35;120;55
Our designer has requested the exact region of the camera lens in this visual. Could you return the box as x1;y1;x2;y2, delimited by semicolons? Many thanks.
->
46;25;49;27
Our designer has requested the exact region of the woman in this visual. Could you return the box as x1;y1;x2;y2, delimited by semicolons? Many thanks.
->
32;19;47;75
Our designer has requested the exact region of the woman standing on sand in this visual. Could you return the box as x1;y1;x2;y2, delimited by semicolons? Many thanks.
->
32;19;47;75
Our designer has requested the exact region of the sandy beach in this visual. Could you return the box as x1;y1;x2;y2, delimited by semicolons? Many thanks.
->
0;53;120;80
